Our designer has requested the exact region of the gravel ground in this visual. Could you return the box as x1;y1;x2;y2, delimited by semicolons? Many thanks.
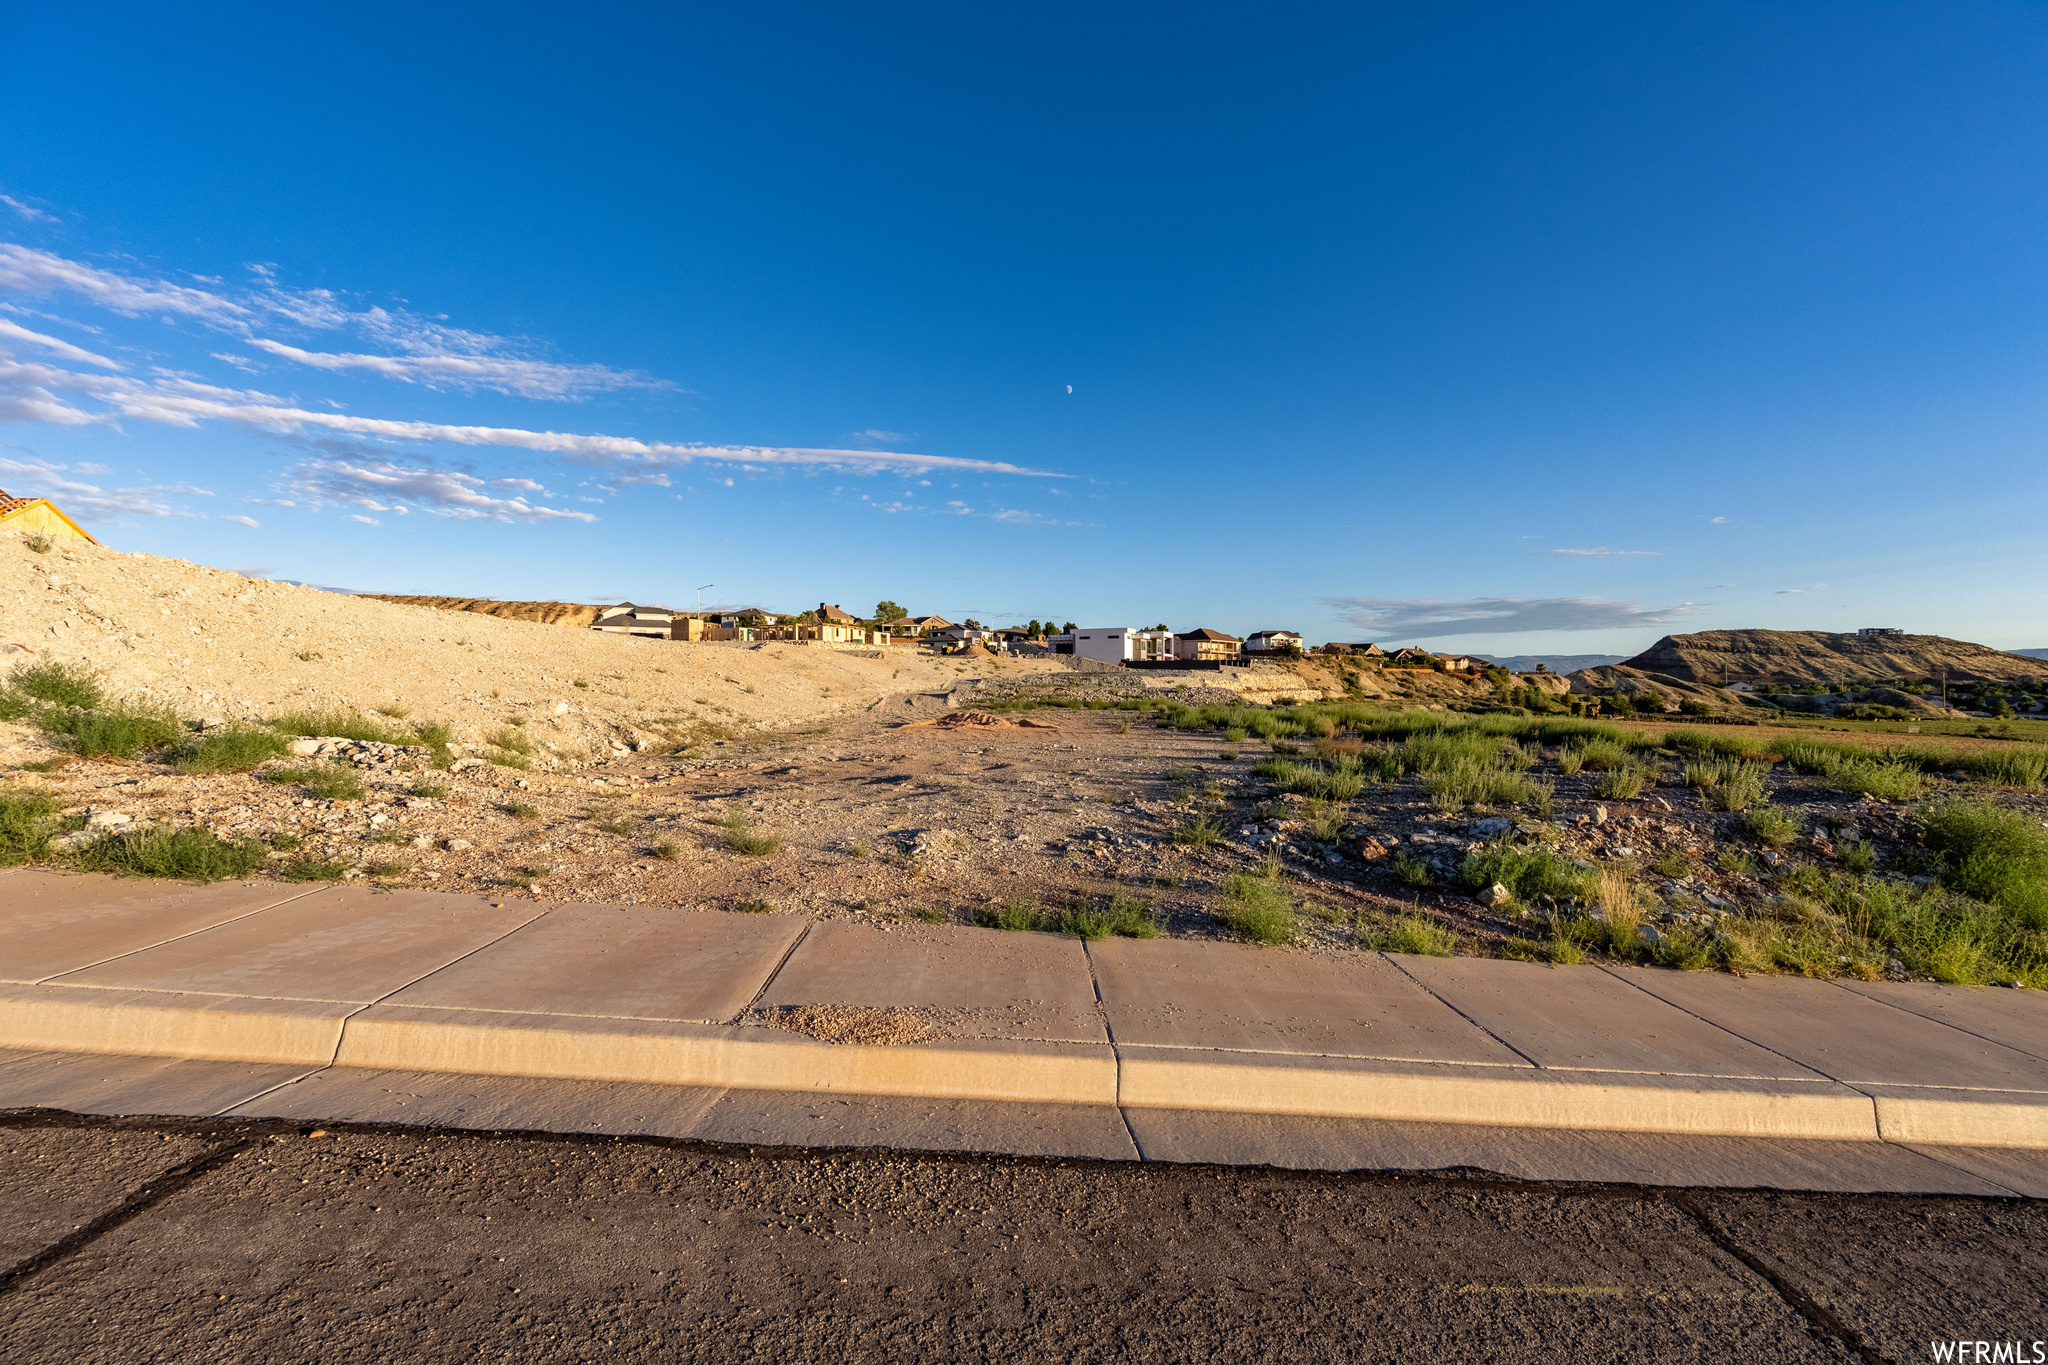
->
0;1113;2040;1364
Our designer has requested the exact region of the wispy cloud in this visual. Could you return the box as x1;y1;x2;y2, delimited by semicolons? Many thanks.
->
851;428;905;444
0;456;213;521
284;456;599;524
245;338;668;401
0;196;57;224
1551;547;1658;558
1775;583;1827;595
0;318;124;370
0;351;1061;479
0;244;249;323
222;514;259;528
1322;595;1698;639
988;507;1082;527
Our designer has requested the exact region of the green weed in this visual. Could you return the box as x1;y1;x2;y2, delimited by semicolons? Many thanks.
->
264;762;364;801
0;787;59;865
175;727;291;775
76;827;267;882
1217;867;1295;944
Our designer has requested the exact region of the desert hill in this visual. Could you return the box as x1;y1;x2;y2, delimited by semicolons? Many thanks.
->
1617;629;2044;686
1473;653;1627;673
361;596;604;629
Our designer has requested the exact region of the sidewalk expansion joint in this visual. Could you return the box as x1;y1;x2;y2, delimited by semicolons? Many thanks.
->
1081;939;1145;1159
737;920;814;1021
33;882;337;985
324;903;553;1066
1380;953;1542;1069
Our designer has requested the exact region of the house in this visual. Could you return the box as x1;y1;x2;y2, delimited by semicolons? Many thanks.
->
1434;654;1481;673
1857;627;1905;639
1387;647;1436;668
931;624;988;646
1174;628;1242;662
1066;627;1176;664
1243;630;1304;656
0;488;100;546
593;603;678;639
1320;642;1385;658
882;614;952;637
712;607;781;628
817;603;860;624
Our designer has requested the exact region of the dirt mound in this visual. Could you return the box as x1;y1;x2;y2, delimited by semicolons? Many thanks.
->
360;596;603;629
905;710;1060;731
953;642;996;658
1619;630;2043;686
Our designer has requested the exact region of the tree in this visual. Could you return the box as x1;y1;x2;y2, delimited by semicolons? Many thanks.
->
964;618;984;630
1025;619;1042;637
1147;623;1169;632
873;600;906;626
1062;621;1077;635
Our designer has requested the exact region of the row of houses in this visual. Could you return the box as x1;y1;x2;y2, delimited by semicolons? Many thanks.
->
589;601;1502;671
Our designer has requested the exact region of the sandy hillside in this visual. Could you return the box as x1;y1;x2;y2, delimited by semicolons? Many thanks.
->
2;536;1066;765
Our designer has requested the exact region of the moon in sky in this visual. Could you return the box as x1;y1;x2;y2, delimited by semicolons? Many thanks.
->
1066;384;1073;393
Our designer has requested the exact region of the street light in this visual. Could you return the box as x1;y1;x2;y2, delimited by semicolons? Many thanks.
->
695;583;714;612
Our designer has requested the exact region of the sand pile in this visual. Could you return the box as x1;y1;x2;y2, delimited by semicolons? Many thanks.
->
2;535;1063;767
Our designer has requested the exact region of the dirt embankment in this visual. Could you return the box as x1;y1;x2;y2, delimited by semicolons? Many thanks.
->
359;597;604;629
1620;629;2045;686
1;537;1066;767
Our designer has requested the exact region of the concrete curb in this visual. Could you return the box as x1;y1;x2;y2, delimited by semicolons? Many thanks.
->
334;1006;1120;1107
7;984;2045;1146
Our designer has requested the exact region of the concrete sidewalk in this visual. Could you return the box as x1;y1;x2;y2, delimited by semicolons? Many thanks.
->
1;868;2044;1194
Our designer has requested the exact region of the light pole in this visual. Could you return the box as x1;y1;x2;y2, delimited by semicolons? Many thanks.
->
695;583;714;613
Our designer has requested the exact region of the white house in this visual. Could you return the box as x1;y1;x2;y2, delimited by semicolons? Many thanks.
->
1067;627;1176;664
1244;630;1304;655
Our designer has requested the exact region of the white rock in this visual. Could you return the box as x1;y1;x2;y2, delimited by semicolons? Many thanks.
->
1469;817;1511;836
1474;882;1512;908
552;700;570;715
1592;805;1609;825
449;757;487;772
444;839;473;851
86;810;133;827
288;739;321;757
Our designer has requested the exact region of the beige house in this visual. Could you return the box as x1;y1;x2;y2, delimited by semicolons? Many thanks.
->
1174;628;1242;662
883;614;952;637
0;489;100;546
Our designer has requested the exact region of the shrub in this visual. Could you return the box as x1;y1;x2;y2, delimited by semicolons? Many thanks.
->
76;827;267;882
1697;761;1769;812
1459;842;1595;903
1917;799;2048;924
8;659;104;709
40;701;183;760
1421;757;1547;812
1392;851;1434;888
734;898;774;913
498;801;540;819
1172;815;1223;847
1386;913;1459;956
279;855;351;882
978;898;1044;931
1590;764;1651;801
266;709;411;743
719;808;781;856
0;787;59;865
1741;803;1802;848
175;727;291;775
1648;929;1716;971
409;780;448;799
264;762;364;801
1059;894;1159;940
1217;869;1295;944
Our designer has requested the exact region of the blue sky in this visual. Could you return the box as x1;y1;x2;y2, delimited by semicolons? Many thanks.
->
2;2;2045;650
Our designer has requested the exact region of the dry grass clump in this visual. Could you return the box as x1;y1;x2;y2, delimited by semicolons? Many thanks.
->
718;807;781;857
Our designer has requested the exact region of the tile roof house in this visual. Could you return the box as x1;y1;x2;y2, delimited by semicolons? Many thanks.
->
883;614;952;636
818;602;860;624
0;488;100;546
1173;628;1242;662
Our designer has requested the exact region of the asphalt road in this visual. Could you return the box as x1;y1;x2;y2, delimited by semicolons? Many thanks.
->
0;1113;2040;1364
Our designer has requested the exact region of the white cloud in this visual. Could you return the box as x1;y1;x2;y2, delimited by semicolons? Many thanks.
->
0;455;212;521
284;457;599;524
851;428;905;443
1551;547;1658;558
0;244;248;323
223;514;259;528
246;337;668;401
988;508;1080;527
1776;583;1826;595
1322;595;1699;639
0;196;57;224
0;318;123;369
347;513;381;525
